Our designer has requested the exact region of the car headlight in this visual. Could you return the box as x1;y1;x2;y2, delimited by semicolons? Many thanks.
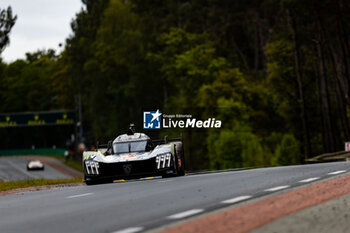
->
85;160;99;175
156;153;172;169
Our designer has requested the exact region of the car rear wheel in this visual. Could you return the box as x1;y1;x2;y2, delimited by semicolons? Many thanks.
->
84;176;101;185
171;142;185;176
85;176;114;185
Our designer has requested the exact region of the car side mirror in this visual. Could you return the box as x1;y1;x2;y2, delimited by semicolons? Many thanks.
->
107;140;113;155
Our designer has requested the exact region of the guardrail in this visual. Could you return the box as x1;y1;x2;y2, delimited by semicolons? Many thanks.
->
306;150;350;163
0;148;66;156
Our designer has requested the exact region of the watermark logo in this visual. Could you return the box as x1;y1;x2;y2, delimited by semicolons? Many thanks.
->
143;110;162;129
143;110;222;129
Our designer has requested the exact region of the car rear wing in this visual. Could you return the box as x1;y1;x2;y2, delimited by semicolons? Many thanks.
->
152;136;183;146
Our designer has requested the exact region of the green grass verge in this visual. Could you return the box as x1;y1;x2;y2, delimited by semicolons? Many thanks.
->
0;178;83;192
51;155;84;172
64;159;83;172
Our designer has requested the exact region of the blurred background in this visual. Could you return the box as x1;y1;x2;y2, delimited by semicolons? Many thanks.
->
1;0;350;171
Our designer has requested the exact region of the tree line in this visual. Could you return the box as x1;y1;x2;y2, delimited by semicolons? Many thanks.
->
1;0;350;170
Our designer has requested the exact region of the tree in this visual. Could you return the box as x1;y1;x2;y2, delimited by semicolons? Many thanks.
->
275;134;300;166
64;0;163;142
0;50;58;112
0;6;17;54
286;8;312;158
207;98;266;169
89;0;162;139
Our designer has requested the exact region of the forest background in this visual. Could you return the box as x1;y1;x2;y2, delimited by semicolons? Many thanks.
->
1;0;349;170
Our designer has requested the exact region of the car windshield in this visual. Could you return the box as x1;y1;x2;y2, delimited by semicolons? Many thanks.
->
113;140;148;154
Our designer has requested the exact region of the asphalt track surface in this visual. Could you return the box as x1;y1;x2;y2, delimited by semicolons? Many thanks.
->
1;162;350;233
0;156;74;181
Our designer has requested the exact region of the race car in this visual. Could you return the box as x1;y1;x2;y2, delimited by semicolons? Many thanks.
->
27;160;45;171
83;125;185;185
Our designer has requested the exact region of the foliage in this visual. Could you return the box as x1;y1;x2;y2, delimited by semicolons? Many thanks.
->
0;6;17;54
2;0;350;170
207;98;268;169
0;50;58;112
274;134;300;165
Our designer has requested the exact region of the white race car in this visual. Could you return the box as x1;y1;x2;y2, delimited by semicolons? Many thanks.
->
83;125;185;185
27;160;45;171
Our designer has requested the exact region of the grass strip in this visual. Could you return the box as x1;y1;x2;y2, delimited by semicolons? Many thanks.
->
0;178;83;192
51;155;83;172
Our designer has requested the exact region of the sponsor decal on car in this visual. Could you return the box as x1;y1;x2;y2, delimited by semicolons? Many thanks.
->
119;154;137;160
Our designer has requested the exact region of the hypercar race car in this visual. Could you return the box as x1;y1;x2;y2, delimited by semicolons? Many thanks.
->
83;126;185;185
27;160;45;171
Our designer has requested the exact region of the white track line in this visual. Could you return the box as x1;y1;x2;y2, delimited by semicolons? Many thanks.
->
167;209;204;219
221;195;252;204
299;177;320;183
328;170;347;175
67;193;93;199
264;185;290;192
111;227;144;233
157;179;174;183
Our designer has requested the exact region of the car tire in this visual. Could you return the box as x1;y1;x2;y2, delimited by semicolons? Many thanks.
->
84;176;99;185
173;142;185;176
85;175;113;185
